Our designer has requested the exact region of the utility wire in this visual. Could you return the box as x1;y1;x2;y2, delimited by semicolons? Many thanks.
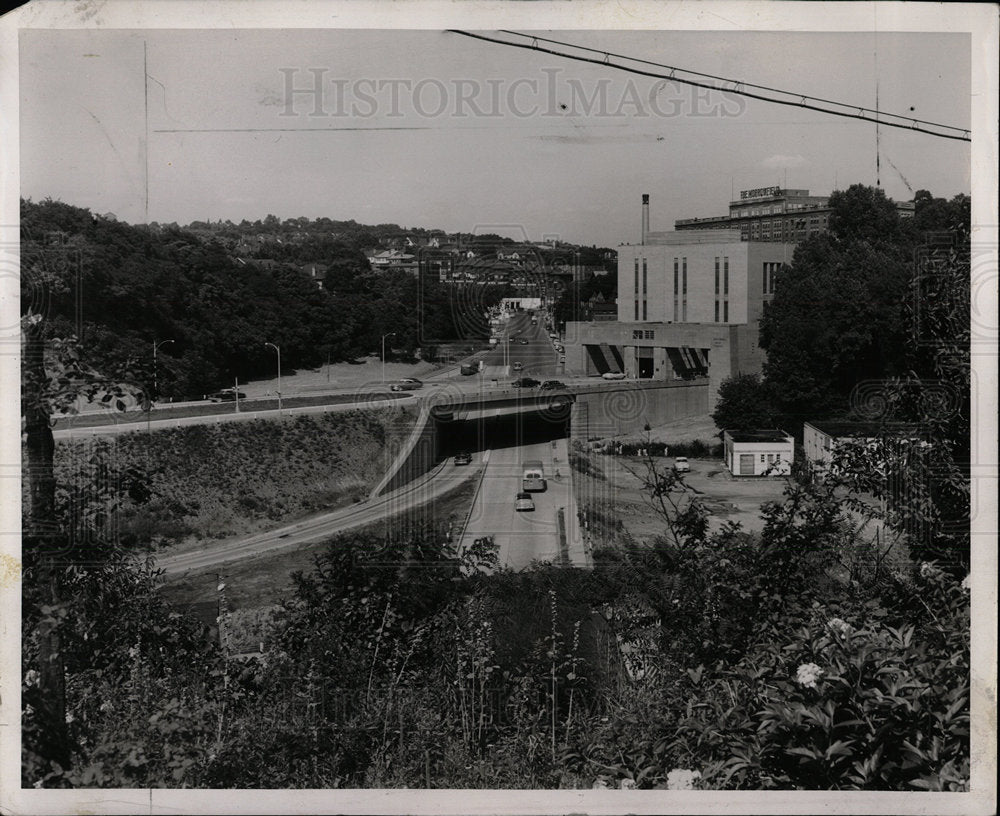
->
449;30;970;143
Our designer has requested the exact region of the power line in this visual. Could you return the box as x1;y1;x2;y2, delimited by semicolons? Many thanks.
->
449;30;970;143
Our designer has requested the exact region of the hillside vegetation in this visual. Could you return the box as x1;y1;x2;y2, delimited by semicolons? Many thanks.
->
52;408;416;548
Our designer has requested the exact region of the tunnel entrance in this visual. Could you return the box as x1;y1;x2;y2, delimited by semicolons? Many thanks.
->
435;407;571;460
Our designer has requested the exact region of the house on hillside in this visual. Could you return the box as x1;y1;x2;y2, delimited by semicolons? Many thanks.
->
366;249;418;275
300;263;328;289
722;429;794;476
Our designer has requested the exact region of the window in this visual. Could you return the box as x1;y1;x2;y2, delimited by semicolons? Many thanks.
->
632;330;643;339
760;454;766;463
724;258;729;295
775;452;781;461
715;302;719;322
642;300;647;320
723;301;729;322
714;258;720;295
682;258;687;293
767;454;774;463
644;330;654;339
642;259;647;294
634;259;639;294
673;259;678;295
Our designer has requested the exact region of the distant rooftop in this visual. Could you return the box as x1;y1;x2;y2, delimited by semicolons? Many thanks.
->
724;429;793;444
805;420;924;438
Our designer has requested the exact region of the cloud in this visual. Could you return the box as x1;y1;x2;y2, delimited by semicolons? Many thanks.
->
761;154;807;169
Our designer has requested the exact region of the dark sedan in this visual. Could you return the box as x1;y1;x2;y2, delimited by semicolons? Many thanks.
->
512;377;541;388
540;380;567;390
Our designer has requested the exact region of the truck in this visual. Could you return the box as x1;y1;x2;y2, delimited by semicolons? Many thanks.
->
521;460;546;492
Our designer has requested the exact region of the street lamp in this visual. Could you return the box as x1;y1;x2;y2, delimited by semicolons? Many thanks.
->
264;342;282;413
152;339;175;397
381;332;396;384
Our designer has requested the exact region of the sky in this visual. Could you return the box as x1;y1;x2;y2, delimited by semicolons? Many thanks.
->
17;26;974;247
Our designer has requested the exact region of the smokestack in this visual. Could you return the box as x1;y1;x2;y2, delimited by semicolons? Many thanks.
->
641;193;649;245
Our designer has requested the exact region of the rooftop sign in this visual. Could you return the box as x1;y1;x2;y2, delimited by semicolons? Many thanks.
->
740;186;781;200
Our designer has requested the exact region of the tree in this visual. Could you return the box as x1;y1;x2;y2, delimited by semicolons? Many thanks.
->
21;316;148;781
711;373;781;432
827;184;902;244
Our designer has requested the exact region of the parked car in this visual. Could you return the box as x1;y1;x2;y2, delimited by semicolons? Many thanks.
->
390;380;422;391
399;377;422;385
519;339;529;345
208;389;247;402
512;361;523;371
453;452;472;466
512;377;541;388
540;380;567;390
673;456;691;473
602;371;627;380
515;492;535;512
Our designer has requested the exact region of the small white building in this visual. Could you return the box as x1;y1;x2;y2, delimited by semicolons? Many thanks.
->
723;429;794;476
802;420;923;474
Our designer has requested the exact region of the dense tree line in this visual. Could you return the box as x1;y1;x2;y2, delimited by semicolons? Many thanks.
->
20;199;501;399
715;184;971;569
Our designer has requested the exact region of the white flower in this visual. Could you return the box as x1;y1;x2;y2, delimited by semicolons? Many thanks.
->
961;574;971;591
592;778;610;789
795;662;824;689
920;562;941;580
827;618;853;637
24;669;39;687
666;769;701;790
620;778;636;790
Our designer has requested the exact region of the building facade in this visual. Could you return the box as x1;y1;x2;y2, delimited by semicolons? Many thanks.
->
562;208;794;406
723;430;794;476
675;186;914;243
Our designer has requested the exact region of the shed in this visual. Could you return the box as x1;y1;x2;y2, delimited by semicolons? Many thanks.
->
802;420;925;474
723;429;794;476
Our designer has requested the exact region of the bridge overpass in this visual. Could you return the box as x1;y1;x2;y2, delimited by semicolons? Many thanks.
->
373;377;708;495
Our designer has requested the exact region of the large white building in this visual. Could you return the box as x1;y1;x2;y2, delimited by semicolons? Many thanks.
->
563;195;795;405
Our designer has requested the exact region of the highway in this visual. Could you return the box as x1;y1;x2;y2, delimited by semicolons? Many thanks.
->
458;438;586;570
156;458;481;575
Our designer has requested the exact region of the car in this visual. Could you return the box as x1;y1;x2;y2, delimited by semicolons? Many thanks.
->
390;380;422;391
519;338;530;345
208;389;247;402
453;452;472;466
673;457;691;473
602;371;627;380
540;380;567;390
399;377;422;385
512;377;541;388
512;361;523;371
515;492;535;512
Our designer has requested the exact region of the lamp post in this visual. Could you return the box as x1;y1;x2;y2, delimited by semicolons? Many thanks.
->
381;332;396;385
265;342;282;413
152;339;175;397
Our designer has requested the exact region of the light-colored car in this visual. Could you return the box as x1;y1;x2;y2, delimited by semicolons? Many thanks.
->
602;371;627;380
513;361;523;371
515;492;535;512
673;456;691;473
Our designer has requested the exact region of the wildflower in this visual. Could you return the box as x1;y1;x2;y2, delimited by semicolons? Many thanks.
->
920;562;942;580
592;778;610;789
666;769;701;790
620;778;636;790
795;662;824;689
827;618;853;637
961;574;971;591
24;669;39;687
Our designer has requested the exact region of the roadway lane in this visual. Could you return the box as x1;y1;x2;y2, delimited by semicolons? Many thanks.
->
156;458;481;575
459;436;585;570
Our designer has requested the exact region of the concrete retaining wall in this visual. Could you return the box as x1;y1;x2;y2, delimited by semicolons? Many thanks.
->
570;381;709;440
